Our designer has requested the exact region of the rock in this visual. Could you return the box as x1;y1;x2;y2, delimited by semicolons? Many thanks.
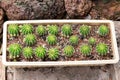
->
0;8;4;34
0;0;65;20
64;0;93;18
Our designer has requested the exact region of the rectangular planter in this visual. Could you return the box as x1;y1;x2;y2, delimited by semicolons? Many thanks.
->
2;20;119;67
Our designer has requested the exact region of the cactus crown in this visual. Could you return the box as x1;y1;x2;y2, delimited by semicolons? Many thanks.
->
23;47;33;59
88;37;96;45
63;45;74;57
36;25;46;36
96;43;108;55
48;48;59;60
21;24;33;35
98;25;109;36
69;35;79;45
48;25;58;35
8;43;22;58
24;34;36;46
8;24;19;36
79;25;90;37
35;46;46;59
62;24;72;36
46;35;57;45
80;44;91;56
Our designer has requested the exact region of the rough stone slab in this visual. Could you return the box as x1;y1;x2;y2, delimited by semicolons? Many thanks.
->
0;56;5;80
113;21;120;80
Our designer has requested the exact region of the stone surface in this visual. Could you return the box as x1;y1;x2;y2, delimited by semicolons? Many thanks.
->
64;0;93;18
0;56;5;80
0;0;65;20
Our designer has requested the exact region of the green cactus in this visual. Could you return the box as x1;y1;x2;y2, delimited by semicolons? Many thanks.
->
35;46;46;59
8;43;22;58
98;25;109;36
69;35;79;45
36;25;46;36
23;47;33;59
62;24;72;36
23;34;36;46
79;25;90;37
48;25;58;35
80;44;91;56
8;24;19;36
88;37;96;45
21;24;33;35
46;35;57;45
96;43;108;55
48;48;59;60
63;45;74;57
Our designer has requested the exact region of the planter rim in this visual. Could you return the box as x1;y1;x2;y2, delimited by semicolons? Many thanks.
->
2;20;119;67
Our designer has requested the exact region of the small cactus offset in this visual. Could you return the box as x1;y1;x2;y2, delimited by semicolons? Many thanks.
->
36;25;46;36
62;24;72;36
23;47;33;59
79;25;90;37
69;35;79;45
8;43;22;59
46;35;57;45
35;46;46;59
48;48;59;60
80;44;91;56
8;24;19;36
21;24;33;35
88;37;96;45
96;43;108;55
48;25;58;35
63;45;74;57
24;34;36;46
98;25;109;36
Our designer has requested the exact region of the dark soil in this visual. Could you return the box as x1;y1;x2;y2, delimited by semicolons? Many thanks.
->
7;23;113;62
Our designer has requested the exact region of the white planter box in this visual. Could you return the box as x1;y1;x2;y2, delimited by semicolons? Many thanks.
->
2;20;119;67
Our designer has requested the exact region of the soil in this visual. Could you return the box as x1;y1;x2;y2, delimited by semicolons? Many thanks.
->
7;23;113;62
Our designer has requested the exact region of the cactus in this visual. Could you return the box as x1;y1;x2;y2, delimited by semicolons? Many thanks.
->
8;43;22;58
96;43;108;55
98;25;109;36
21;24;33;35
88;37;96;45
63;45;74;57
36;25;46;36
46;35;57;45
48;48;59;60
69;35;79;45
79;25;90;37
80;44;91;56
23;34;36;46
23;47;33;59
35;46;46;59
48;25;58;35
8;24;19;36
62;24;72;36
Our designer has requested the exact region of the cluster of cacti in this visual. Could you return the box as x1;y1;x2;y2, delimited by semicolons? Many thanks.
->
7;23;111;61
